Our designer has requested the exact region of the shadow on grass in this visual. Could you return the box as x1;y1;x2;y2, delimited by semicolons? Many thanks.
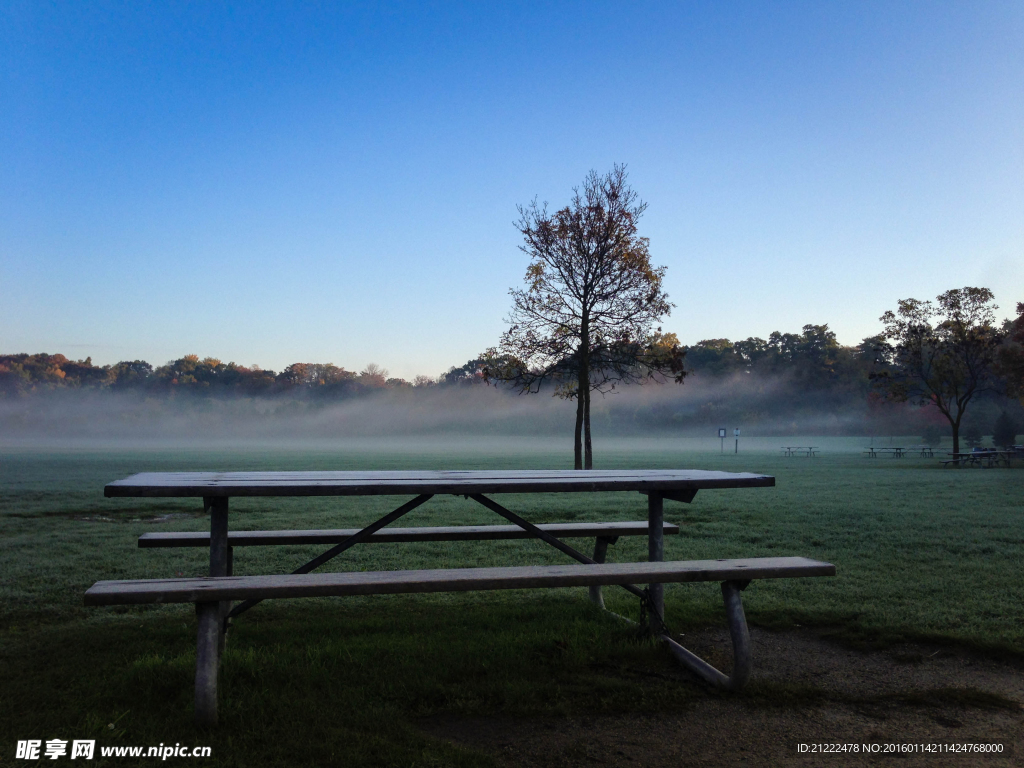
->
1;595;705;767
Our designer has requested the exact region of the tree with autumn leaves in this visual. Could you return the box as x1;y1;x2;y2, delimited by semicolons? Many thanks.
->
486;165;685;469
871;287;1002;454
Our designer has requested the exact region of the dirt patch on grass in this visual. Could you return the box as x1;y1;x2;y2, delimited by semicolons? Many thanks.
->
420;628;1023;767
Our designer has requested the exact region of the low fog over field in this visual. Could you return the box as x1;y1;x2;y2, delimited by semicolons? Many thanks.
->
0;372;960;444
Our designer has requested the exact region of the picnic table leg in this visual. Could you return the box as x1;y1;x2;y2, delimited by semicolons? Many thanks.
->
195;602;220;726
208;497;230;653
662;579;751;690
589;536;616;609
224;545;234;641
195;496;228;726
647;493;664;633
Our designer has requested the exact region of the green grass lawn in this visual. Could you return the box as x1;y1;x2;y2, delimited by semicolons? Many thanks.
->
1;439;1022;766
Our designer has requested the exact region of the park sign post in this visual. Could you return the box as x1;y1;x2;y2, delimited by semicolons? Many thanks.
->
734;428;740;454
719;427;726;453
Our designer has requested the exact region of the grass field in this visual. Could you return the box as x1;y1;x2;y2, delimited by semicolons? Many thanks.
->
1;437;1022;766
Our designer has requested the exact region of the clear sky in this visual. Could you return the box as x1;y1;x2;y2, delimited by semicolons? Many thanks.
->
2;1;1021;380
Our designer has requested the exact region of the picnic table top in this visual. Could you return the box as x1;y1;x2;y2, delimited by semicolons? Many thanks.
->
105;469;775;498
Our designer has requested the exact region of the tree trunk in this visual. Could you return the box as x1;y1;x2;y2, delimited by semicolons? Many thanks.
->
579;315;591;470
573;390;584;470
584;384;593;469
951;411;962;455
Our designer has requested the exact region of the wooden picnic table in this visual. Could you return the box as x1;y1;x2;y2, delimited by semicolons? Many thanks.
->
780;446;819;457
863;447;906;458
103;470;775;620
99;469;825;725
943;451;1015;468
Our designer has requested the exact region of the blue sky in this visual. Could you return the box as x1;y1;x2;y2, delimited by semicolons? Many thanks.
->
2;1;1021;380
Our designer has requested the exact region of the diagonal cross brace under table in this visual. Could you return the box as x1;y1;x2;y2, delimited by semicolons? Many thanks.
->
227;491;654;621
468;494;646;601
227;494;433;619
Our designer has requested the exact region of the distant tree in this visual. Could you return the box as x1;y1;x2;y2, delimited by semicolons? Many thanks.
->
856;335;888;363
486;165;685;469
442;358;487;386
769;324;847;390
278;363;356;395
108;360;154;390
872;287;1001;454
359;363;389;389
0;358;32;396
153;355;241;391
154;354;202;388
685;339;740;377
277;363;311;389
59;356;108;387
412;375;437;387
992;411;1018;448
733;337;770;369
996;302;1024;403
236;365;277;395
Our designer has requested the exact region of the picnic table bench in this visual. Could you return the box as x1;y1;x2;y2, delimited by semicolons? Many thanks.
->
138;521;681;609
89;470;836;726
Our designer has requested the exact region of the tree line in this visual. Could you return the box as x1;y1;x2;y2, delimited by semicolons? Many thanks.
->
0;333;864;403
0;324;890;401
0;354;474;398
4;305;1018;415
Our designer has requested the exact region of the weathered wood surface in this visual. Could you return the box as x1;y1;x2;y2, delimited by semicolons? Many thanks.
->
85;557;835;605
105;469;774;498
138;521;681;548
194;602;221;726
647;493;665;631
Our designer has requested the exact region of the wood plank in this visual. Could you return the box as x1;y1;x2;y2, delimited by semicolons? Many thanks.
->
105;469;775;498
647;493;665;631
194;602;220;726
138;521;681;548
84;557;835;605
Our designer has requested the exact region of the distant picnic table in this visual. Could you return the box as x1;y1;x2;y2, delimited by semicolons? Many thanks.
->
942;450;1017;468
863;447;907;458
781;446;818;457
